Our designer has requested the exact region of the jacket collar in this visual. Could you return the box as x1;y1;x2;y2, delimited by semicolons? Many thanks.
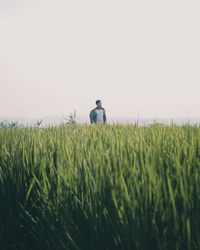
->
95;107;104;110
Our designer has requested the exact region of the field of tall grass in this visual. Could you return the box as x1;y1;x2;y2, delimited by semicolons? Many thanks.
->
0;124;200;250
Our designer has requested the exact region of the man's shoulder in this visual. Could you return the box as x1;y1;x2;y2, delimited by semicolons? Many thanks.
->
90;108;97;115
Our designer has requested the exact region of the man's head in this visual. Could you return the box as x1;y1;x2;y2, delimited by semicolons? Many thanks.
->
96;100;102;109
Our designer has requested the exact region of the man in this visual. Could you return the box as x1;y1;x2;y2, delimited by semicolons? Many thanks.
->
89;100;107;124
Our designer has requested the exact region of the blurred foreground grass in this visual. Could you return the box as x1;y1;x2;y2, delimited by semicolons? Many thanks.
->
0;124;200;250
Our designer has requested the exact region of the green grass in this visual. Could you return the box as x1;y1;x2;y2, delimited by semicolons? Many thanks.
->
0;124;200;250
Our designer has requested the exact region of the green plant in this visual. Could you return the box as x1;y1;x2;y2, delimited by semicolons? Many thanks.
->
0;124;200;250
35;119;43;128
8;121;18;129
0;121;7;129
65;110;77;125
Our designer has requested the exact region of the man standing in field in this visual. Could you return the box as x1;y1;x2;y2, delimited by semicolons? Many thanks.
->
89;100;107;124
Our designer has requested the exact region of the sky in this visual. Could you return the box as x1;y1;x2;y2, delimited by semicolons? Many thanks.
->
0;0;200;119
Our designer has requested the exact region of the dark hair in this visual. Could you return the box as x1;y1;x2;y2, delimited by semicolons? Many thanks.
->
96;100;101;105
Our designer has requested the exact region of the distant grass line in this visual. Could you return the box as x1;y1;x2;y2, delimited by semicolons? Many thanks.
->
0;124;200;250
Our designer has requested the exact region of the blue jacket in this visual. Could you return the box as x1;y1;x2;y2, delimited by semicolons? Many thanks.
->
89;107;107;124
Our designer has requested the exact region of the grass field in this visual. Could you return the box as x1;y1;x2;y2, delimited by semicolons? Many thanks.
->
0;124;200;250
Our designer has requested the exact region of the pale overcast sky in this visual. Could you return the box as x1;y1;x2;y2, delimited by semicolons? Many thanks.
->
0;0;200;118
